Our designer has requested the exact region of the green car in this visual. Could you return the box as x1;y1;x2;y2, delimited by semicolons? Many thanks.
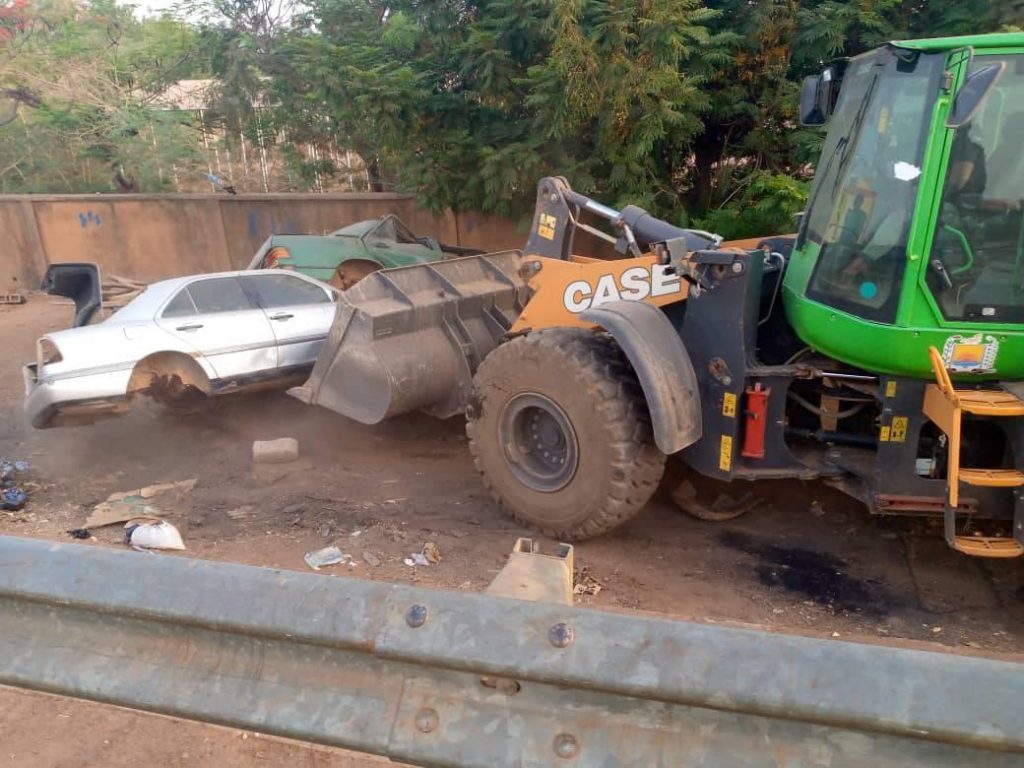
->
246;214;481;289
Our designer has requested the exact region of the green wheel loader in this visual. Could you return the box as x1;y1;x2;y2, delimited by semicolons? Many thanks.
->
294;33;1024;557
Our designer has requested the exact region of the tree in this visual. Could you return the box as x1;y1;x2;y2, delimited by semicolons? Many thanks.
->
0;0;207;193
2;0;1016;229
528;0;716;214
271;0;716;217
674;0;1016;235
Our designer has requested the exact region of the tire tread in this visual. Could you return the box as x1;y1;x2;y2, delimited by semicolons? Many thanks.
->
467;329;665;540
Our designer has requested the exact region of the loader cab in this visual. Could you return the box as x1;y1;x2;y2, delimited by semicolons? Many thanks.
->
783;35;1024;380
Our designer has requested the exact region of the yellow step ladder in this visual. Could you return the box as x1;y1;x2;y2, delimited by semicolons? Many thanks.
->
922;347;1024;558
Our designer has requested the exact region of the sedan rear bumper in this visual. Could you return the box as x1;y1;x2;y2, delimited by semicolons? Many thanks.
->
24;364;133;429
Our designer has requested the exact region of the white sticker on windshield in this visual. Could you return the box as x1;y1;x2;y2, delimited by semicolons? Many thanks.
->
893;161;921;181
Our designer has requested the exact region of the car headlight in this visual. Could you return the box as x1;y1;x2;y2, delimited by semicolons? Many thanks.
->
37;338;62;367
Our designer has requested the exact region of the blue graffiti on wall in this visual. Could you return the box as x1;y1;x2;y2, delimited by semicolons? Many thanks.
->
77;211;103;229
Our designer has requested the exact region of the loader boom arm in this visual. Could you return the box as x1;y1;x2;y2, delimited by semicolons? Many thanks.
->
522;177;718;261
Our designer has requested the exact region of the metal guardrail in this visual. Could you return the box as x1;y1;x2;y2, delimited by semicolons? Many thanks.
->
0;535;1021;766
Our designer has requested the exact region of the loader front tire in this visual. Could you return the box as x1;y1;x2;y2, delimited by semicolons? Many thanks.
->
467;329;666;540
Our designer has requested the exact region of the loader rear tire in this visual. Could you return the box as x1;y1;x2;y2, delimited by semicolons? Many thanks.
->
467;329;666;540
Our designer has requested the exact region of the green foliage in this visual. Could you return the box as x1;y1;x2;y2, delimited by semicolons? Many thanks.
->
0;0;208;193
669;0;1013;234
269;0;714;216
528;0;713;211
695;171;809;239
0;0;1017;227
263;0;1009;228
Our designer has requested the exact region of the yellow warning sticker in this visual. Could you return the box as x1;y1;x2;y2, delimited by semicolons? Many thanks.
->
890;416;908;443
880;426;891;442
537;213;557;241
719;435;733;471
722;392;737;418
885;380;897;398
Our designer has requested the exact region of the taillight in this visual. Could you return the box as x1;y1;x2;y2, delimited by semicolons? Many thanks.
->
38;338;62;367
264;246;290;269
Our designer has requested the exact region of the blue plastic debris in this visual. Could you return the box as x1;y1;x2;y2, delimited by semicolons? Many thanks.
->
1;487;27;511
0;459;31;510
0;459;30;482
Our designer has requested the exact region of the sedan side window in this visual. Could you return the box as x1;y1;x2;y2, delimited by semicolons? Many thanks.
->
242;274;332;308
162;289;197;318
188;277;253;314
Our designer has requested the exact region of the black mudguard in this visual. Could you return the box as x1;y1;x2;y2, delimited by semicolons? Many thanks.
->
42;263;102;327
580;300;701;454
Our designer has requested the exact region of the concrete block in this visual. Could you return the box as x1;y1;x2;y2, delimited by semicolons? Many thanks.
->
253;438;299;465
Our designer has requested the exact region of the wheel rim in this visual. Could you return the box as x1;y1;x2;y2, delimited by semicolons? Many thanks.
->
498;393;579;492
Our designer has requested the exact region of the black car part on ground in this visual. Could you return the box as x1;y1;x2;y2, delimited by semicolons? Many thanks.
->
41;263;102;327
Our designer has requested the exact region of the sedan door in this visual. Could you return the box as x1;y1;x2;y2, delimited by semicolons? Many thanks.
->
239;273;335;370
156;276;278;381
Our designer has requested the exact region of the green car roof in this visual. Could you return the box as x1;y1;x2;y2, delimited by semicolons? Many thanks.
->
330;220;378;238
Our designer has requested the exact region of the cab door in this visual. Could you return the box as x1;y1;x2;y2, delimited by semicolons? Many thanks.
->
921;53;1024;329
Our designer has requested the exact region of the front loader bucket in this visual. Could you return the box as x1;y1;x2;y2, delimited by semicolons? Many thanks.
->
290;251;527;423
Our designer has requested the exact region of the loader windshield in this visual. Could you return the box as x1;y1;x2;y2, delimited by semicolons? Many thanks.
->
802;48;944;323
926;54;1024;322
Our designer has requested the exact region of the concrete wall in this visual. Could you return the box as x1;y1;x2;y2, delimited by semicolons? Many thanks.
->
1;194;528;291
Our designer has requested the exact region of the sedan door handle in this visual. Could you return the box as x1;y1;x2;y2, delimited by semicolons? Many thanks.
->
270;312;294;321
175;323;204;332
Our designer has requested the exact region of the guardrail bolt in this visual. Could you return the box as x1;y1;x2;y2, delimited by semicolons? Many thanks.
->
415;707;439;734
406;604;428;628
553;733;579;759
548;622;574;648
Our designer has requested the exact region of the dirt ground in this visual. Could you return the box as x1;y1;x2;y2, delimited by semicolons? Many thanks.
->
0;297;1021;766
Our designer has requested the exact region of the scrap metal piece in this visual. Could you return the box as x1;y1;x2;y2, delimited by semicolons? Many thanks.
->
41;263;102;327
485;537;574;605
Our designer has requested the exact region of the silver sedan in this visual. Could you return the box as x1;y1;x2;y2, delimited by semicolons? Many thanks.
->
24;270;337;428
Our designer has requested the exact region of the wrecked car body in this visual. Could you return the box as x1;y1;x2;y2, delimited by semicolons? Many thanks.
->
25;266;337;428
247;214;482;288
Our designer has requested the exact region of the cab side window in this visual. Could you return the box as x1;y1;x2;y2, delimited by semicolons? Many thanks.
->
926;55;1024;322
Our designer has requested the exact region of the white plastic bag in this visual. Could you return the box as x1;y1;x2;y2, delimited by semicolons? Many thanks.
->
125;521;186;551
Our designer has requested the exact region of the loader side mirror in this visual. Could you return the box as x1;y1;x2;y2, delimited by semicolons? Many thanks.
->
946;61;1005;129
799;69;835;126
